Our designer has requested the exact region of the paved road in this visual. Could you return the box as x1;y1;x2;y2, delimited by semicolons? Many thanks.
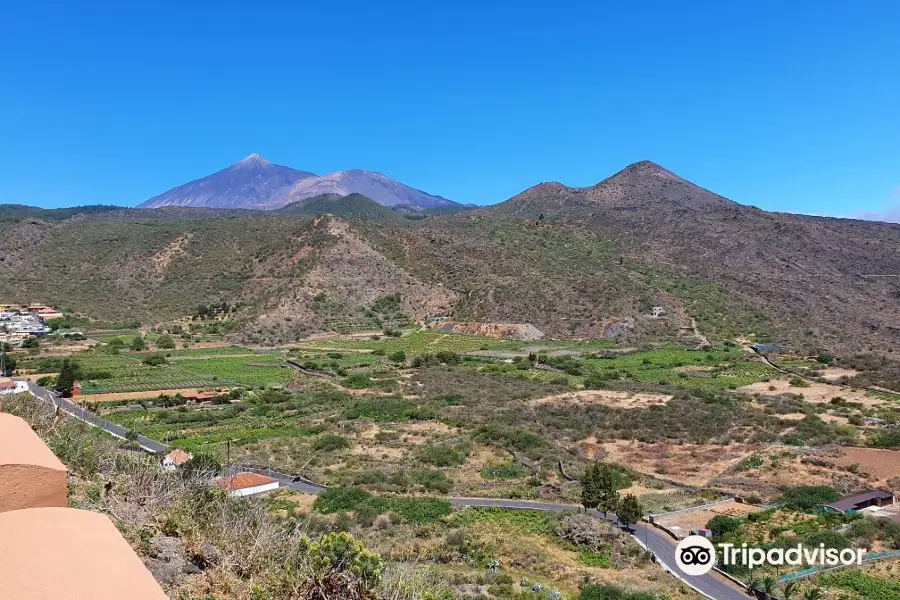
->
23;381;168;453
18;381;745;600
449;498;748;600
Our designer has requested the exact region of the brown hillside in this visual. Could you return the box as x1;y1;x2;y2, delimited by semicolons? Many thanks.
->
484;161;900;351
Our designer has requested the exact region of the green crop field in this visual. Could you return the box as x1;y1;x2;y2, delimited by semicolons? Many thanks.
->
57;348;295;394
175;355;295;387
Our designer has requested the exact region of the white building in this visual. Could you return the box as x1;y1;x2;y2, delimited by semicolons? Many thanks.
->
0;379;30;396
162;449;193;471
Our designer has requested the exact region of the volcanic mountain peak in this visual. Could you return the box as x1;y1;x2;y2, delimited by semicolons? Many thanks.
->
276;169;457;210
234;153;270;167
139;158;456;211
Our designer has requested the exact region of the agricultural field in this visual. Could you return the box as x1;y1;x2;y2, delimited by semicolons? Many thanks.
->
174;355;295;387
76;332;899;505
19;346;296;395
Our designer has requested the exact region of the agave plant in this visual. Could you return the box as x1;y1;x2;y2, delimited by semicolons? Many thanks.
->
802;588;823;600
782;580;798;600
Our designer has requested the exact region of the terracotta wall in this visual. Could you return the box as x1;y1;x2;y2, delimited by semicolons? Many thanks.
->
0;411;168;599
0;414;68;513
0;463;67;513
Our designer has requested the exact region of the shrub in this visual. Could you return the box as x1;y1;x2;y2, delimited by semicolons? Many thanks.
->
388;351;406;363
556;513;617;548
312;434;351;453
577;551;612;567
867;429;900;449
417;444;466;467
313;487;450;524
344;397;419;421
142;353;167;366
777;486;840;512
314;487;374;514
411;470;452;493
578;583;662;600
707;515;742;542
789;377;810;388
341;373;374;389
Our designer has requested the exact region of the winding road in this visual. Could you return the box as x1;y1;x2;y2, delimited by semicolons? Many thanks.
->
17;380;747;600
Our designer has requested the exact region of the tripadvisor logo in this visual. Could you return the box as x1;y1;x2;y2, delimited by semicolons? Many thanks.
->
674;535;866;577
676;536;716;576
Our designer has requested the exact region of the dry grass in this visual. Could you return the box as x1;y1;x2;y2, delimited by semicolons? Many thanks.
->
530;390;673;409
599;440;757;487
740;380;885;407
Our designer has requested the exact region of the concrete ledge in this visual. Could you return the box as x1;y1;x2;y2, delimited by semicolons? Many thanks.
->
0;413;67;513
0;507;168;600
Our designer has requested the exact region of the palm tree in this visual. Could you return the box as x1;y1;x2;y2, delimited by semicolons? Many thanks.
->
761;575;777;599
802;589;823;600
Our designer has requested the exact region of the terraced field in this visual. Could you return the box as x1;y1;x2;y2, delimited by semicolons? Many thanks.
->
62;348;295;394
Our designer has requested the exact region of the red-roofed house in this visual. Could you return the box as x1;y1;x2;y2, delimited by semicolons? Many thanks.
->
218;472;279;497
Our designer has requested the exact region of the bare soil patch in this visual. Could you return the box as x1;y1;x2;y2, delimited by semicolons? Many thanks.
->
81;388;230;403
598;440;756;487
740;380;884;407
832;447;900;479
817;367;859;381
656;501;764;538
531;390;672;409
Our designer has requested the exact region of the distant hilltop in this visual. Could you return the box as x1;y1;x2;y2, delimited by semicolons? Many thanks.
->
137;154;459;212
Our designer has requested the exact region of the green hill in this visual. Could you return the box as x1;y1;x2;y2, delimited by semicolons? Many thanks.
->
277;193;403;222
0;203;124;223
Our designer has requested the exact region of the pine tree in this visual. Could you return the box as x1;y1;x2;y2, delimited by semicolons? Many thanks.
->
55;359;76;397
580;461;603;510
596;463;620;519
617;494;643;530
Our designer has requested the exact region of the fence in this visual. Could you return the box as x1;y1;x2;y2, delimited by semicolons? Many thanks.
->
779;549;900;582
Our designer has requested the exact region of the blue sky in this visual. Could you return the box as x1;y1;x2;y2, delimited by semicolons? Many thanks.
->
1;1;898;220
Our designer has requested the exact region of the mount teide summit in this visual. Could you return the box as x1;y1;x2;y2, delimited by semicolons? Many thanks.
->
138;154;457;211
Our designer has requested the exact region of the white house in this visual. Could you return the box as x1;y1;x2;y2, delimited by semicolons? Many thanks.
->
162;449;193;471
0;378;30;396
218;473;280;498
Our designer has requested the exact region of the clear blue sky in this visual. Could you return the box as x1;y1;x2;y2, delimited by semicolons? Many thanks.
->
1;1;898;220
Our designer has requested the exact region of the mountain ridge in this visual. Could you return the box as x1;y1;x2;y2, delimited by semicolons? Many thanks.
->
138;155;458;211
3;160;899;352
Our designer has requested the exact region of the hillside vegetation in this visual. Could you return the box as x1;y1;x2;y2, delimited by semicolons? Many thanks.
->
2;161;900;354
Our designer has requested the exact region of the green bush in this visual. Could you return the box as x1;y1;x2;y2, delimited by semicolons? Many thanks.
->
777;486;840;512
707;514;742;542
411;469;452;493
142;353;167;366
577;551;612;568
341;373;374;389
417;444;467;467
578;583;662;600
313;487;450;524
314;487;374;513
867;429;900;449
311;434;351;452
344;397;419;421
